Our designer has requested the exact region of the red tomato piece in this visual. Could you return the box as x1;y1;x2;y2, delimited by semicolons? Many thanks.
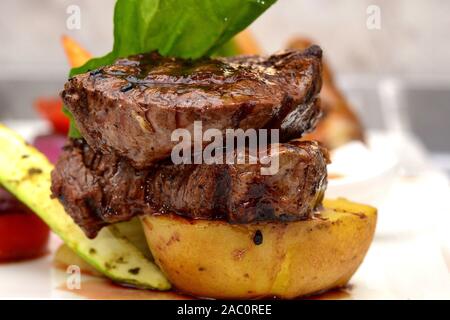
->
34;97;70;135
0;189;50;262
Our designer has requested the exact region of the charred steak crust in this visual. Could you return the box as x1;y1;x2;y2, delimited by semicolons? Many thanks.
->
61;47;323;169
51;139;329;238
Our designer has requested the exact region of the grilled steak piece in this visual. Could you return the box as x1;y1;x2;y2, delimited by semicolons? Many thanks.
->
61;47;323;169
51;139;329;238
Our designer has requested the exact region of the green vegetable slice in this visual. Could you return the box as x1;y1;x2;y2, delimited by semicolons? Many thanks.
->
0;124;170;290
112;218;154;260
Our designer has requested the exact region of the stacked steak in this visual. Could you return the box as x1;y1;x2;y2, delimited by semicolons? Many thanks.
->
51;46;329;238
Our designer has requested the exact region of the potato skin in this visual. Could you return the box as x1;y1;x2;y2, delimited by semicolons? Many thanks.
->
141;198;376;299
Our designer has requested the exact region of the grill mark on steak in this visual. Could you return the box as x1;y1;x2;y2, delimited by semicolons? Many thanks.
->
51;139;329;238
212;168;232;219
231;102;256;127
62;47;323;169
240;181;276;222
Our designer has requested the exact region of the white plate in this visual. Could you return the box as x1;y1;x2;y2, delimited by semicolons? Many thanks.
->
326;132;399;206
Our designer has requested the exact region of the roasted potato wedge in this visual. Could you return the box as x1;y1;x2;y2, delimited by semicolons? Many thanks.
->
142;198;376;299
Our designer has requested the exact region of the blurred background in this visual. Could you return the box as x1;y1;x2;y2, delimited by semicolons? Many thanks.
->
0;0;449;176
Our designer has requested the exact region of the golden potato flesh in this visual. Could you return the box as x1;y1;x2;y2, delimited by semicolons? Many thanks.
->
141;198;376;299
